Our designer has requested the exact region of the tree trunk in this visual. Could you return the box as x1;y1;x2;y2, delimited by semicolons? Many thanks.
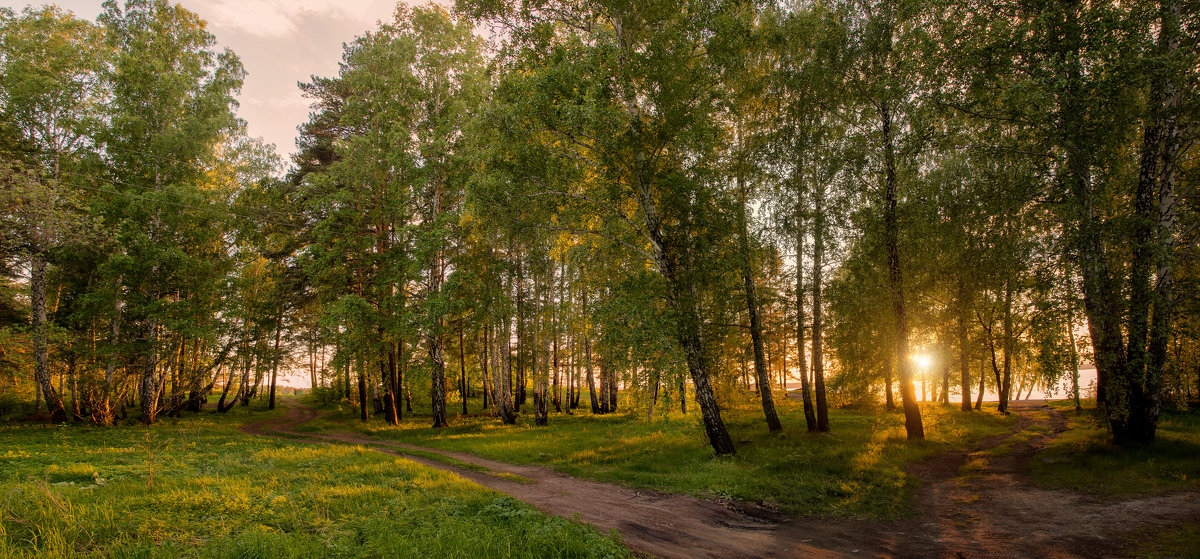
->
384;342;399;424
357;352;368;421
795;220;817;430
975;353;986;410
1117;0;1180;444
812;180;830;432
268;315;283;410
881;100;923;439
139;319;159;425
884;358;896;411
735;150;783;433
495;316;517;424
941;364;950;405
31;253;67;420
1067;289;1083;412
480;328;490;410
460;324;468;416
958;279;973;411
583;290;601;414
1000;280;1014;413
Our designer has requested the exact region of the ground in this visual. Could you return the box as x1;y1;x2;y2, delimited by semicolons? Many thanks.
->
253;398;1200;559
2;396;1199;558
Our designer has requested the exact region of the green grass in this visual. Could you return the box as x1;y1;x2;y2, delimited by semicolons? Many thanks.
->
0;403;630;559
1032;401;1200;497
300;394;1015;520
1128;523;1200;559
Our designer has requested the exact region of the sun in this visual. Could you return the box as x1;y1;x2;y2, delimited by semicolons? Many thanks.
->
912;353;932;369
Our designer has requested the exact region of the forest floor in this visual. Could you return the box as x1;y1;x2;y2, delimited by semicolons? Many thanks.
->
249;398;1200;559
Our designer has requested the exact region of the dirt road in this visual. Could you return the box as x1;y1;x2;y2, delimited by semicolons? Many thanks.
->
242;400;1199;558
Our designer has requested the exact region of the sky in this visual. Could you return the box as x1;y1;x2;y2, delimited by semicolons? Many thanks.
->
2;0;428;165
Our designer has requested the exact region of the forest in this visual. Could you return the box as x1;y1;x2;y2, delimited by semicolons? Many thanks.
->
2;0;1200;557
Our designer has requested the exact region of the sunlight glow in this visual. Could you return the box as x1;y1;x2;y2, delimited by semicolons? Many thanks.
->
912;353;933;370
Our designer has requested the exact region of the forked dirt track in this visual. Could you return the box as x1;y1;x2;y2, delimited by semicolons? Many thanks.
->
241;401;1200;559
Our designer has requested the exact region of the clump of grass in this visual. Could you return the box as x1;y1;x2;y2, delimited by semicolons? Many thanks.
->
0;405;631;559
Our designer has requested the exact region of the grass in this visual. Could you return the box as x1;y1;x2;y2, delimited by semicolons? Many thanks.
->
1128;523;1200;559
298;393;1015;520
0;403;631;559
1032;400;1200;497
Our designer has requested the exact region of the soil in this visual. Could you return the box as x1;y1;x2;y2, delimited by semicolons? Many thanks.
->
242;400;1200;559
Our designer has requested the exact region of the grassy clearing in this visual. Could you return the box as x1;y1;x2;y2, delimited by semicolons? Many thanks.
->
1032;400;1200;497
300;394;1015;519
0;404;630;559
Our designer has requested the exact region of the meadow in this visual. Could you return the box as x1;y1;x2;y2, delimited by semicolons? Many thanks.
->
0;404;630;559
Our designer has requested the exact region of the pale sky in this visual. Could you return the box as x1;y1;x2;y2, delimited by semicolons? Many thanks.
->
3;0;435;165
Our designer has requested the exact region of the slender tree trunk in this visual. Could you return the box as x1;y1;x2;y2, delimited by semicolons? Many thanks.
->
496;315;517;424
384;342;399;424
884;358;896;411
31;253;66;420
795;219;817;430
268;315;283;410
533;277;548;426
958;279;973;411
583;290;601;414
479;328;490;410
735;148;783;433
515;257;526;412
357;352;368;421
941;365;950;405
881;100;923;439
812;180;830;432
1067;291;1083;412
976;353;986;410
1000;280;1014;413
460;324;468;416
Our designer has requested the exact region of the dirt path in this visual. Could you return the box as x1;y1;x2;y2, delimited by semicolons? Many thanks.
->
242;400;1200;559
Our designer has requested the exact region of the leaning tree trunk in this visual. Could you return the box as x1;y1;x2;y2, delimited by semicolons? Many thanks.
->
735;157;783;433
653;224;735;453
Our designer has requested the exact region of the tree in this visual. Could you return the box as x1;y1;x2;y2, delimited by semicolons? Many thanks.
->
100;0;246;425
0;6;107;420
461;0;755;455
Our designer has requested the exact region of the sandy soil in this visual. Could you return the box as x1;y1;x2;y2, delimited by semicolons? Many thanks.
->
241;400;1200;559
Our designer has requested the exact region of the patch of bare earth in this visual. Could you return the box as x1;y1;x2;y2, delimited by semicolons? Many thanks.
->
242;400;1200;559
